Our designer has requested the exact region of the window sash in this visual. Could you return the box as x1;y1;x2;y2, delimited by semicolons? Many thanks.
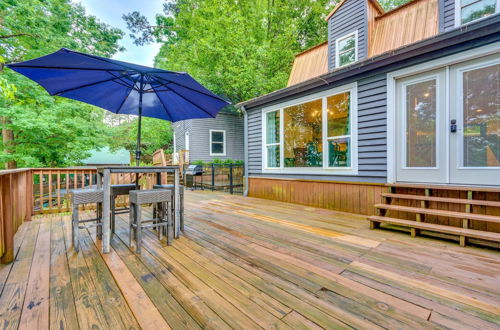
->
335;32;358;68
210;130;225;155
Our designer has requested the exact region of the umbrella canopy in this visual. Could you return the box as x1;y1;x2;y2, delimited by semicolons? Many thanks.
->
7;48;230;164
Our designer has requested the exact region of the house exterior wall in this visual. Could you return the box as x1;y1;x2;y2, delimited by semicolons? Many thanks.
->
328;0;367;70
440;0;456;31
246;32;499;184
174;112;244;163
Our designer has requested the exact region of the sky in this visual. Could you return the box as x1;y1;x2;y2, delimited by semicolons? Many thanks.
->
77;0;164;67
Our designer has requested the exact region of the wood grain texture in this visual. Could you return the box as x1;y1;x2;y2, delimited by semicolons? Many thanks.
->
248;177;385;215
1;190;499;329
287;42;328;86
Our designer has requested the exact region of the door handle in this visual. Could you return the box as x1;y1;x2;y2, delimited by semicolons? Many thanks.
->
450;119;457;133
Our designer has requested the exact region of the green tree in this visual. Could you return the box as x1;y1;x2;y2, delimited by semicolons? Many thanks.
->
124;0;332;104
0;0;124;168
107;117;173;164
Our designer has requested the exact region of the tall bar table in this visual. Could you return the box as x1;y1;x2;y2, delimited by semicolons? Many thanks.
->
96;166;181;253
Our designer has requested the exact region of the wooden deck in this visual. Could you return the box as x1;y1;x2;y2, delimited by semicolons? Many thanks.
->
1;191;499;329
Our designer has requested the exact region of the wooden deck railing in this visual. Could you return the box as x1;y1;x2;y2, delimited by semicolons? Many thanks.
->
0;169;33;263
0;167;173;263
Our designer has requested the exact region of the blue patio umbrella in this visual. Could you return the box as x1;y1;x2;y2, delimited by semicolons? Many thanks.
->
7;48;230;164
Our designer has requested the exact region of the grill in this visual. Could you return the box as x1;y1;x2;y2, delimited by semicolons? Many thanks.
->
185;165;204;190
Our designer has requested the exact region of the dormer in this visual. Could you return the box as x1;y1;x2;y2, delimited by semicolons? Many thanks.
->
287;0;499;86
326;0;384;70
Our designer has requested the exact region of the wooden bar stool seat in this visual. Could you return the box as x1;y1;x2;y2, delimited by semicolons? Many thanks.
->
153;184;184;231
110;184;136;233
129;189;172;253
70;188;104;252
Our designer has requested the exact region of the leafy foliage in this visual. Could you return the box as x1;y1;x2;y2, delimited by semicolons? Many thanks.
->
125;0;335;103
0;0;125;168
107;117;173;163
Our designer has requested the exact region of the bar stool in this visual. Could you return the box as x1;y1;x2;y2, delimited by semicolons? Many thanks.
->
153;184;184;231
110;184;136;233
129;189;172;253
70;188;104;252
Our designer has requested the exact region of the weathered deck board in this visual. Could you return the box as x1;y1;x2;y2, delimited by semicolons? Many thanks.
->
1;190;499;329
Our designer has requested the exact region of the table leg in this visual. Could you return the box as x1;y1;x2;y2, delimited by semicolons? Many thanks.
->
102;169;111;253
174;168;180;238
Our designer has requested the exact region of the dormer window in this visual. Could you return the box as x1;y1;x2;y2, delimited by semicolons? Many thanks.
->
335;31;358;68
457;0;498;25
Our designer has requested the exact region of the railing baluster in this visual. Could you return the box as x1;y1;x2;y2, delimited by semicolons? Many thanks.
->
57;170;61;210
39;170;43;212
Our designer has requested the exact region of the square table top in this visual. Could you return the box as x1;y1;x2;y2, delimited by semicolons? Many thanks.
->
96;166;180;174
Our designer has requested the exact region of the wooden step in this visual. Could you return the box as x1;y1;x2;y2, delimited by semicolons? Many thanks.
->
374;204;500;223
387;183;500;193
381;193;500;207
368;216;500;243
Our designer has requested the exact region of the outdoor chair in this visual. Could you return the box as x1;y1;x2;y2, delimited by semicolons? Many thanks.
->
129;189;172;253
110;184;136;233
70;188;104;252
153;184;185;232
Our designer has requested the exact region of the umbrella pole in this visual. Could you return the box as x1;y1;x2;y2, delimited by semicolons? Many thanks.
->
135;76;144;189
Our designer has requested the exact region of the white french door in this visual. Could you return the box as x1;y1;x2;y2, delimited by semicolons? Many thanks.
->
449;55;500;185
395;53;500;185
396;69;447;183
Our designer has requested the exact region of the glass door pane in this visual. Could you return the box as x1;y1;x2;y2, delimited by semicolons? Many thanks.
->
462;64;500;167
405;79;437;167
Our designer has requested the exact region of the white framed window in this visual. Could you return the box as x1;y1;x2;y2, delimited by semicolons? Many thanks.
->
209;129;226;156
335;31;358;68
455;0;499;26
262;83;358;175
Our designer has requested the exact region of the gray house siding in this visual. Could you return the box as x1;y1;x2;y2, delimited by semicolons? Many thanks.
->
441;0;456;31
174;112;244;163
328;0;367;70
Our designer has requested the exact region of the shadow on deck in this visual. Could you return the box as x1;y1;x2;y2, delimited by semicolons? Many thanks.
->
1;190;499;329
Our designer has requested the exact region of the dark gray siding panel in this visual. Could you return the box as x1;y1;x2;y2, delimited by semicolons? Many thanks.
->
188;113;244;162
442;0;456;31
246;73;388;182
328;0;367;70
247;109;262;175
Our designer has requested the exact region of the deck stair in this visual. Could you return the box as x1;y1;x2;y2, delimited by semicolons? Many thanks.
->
368;184;500;247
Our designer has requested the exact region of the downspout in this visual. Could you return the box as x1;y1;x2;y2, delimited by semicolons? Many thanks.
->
240;106;249;196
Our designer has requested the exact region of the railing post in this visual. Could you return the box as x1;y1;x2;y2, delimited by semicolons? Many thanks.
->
229;164;233;194
1;174;13;264
211;163;215;191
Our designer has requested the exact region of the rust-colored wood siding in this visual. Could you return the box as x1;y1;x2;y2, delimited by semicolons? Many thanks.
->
248;177;385;215
369;0;439;57
287;42;329;86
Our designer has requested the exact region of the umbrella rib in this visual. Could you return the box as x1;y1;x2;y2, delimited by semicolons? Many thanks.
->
116;74;142;114
53;72;135;96
107;71;139;90
153;75;229;103
7;65;127;72
150;77;217;119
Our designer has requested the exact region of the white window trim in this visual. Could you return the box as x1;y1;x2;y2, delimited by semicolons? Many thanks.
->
209;129;226;156
261;82;358;175
335;31;358;68
454;0;500;27
386;41;500;183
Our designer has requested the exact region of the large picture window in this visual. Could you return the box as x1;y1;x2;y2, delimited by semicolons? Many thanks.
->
263;84;357;174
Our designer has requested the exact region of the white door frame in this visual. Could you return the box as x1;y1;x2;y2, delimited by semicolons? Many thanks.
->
386;42;500;183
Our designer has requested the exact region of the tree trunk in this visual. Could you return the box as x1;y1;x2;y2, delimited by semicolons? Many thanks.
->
2;117;17;169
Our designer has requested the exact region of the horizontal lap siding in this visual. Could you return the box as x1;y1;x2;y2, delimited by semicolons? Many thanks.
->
441;0;456;31
246;73;388;183
182;113;244;162
328;0;367;70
